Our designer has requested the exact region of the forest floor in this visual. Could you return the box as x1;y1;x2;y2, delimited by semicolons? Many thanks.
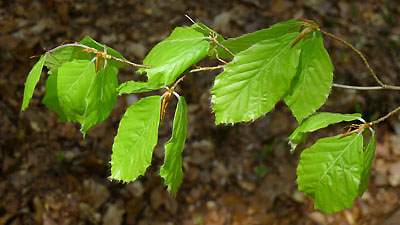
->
1;0;400;224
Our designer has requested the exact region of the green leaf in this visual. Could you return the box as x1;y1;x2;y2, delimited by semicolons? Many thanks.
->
79;36;127;69
217;19;303;59
211;32;302;124
57;60;118;134
80;66;119;134
284;32;333;123
160;96;188;196
42;70;68;121
138;27;210;85
21;54;47;111
110;96;162;182
45;46;82;71
117;80;164;95
289;112;362;151
358;130;376;196
297;133;364;213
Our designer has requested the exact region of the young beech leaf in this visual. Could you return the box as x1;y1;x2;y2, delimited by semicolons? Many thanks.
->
288;112;362;151
56;60;118;135
79;36;127;69
110;96;162;182
45;46;82;71
21;54;47;111
216;19;304;59
284;32;333;123
211;32;302;124
297;133;363;213
42;70;68;122
117;80;164;95
138;27;210;86
358;130;376;196
160;96;188;196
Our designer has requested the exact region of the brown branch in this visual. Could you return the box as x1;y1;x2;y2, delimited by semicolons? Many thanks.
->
371;106;400;126
320;29;385;87
332;83;400;91
46;43;152;69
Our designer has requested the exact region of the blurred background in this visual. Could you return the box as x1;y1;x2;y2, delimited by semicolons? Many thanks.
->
1;0;400;224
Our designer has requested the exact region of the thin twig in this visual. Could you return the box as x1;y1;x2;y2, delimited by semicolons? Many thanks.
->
46;43;152;69
320;29;385;87
189;65;225;73
332;83;400;91
371;106;400;126
208;37;235;57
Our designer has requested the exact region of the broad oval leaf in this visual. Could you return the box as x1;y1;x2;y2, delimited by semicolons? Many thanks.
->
211;32;302;124
21;55;47;111
297;133;363;213
43;70;68;122
160;96;188;196
358;130;376;196
56;60;118;134
139;27;210;85
288;112;362;151
284;31;333;123
110;96;162;182
117;80;164;95
216;19;304;59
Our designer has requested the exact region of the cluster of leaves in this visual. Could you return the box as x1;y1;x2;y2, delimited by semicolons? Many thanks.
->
22;19;376;213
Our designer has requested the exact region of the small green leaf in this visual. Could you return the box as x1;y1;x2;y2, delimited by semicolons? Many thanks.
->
284;32;333;123
56;59;118;134
138;27;210;86
45;46;82;71
358;130;376;196
42;70;68;121
79;36;127;69
211;32;302;124
110;96;162;182
21;54;47;111
289;112;362;151
117;80;164;95
160;96;188;196
217;19;303;59
297;133;363;213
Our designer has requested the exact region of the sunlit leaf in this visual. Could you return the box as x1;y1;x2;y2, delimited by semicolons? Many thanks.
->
110;96;162;182
284;31;333;123
160;96;187;196
216;19;303;59
211;32;302;124
21;54;47;111
297;133;363;213
138;27;210;86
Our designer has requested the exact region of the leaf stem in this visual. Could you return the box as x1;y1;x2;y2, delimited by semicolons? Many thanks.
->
189;65;225;73
320;30;385;87
46;43;152;69
208;37;235;57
